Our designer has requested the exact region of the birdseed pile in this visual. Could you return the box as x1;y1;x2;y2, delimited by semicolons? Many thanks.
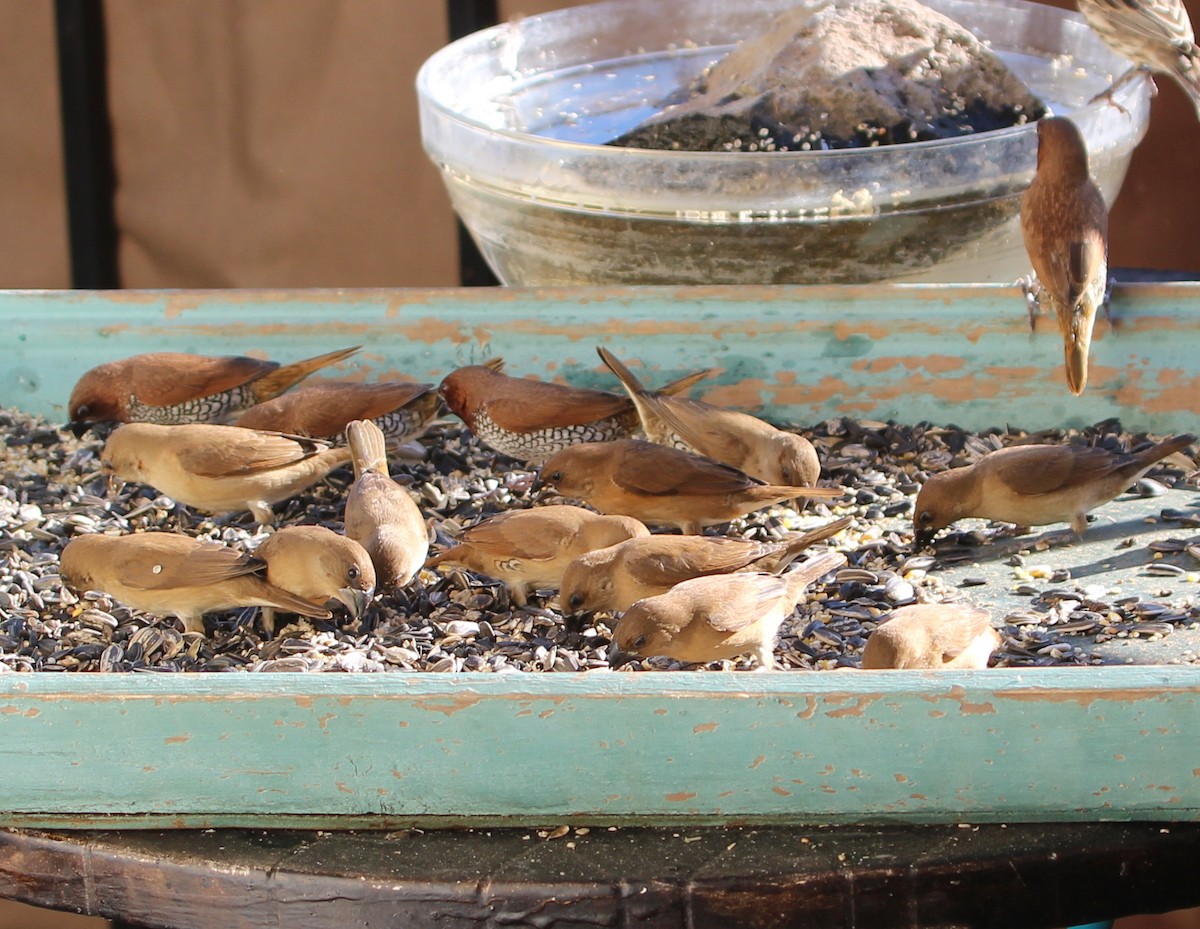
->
1;408;1197;674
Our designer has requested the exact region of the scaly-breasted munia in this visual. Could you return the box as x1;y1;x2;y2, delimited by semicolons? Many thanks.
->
560;516;852;615
861;604;1000;670
597;346;820;486
253;525;376;635
1077;0;1200;117
536;439;841;535
59;531;333;635
438;358;711;464
913;434;1195;545
1020;117;1109;395
343;420;428;590
423;504;649;607
609;551;847;669
68;346;360;427
101;423;353;525
234;381;439;447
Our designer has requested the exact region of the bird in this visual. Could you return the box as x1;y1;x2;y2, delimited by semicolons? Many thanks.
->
597;345;821;486
560;515;852;615
608;550;847;669
233;380;439;447
343;419;428;590
1020;117;1109;395
913;434;1196;545
861;604;1000;670
1076;0;1200;118
68;346;360;427
253;526;376;636
100;423;353;525
438;358;712;464
59;531;333;635
423;505;649;607
536;439;842;534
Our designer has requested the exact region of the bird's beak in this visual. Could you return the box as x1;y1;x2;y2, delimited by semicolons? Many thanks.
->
607;644;638;669
563;610;594;637
67;420;92;439
913;529;935;550
335;586;374;620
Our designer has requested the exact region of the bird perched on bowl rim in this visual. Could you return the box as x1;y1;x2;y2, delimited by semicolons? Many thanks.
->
59;531;336;635
1020;117;1109;396
560;515;852;616
1076;0;1200;118
234;380;439;448
68;346;360;428
597;345;821;487
438;357;712;464
536;439;842;535
861;603;1000;670
423;504;649;607
913;433;1195;546
608;550;847;670
343;419;428;590
100;422;353;525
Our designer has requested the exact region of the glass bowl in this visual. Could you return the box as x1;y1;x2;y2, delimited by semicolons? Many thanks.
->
417;0;1151;285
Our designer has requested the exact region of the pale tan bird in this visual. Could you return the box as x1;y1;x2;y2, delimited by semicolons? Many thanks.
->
343;419;428;590
423;505;649;607
598;346;820;486
59;531;332;635
610;550;846;669
101;423;353;525
537;439;842;535
560;516;852;615
913;434;1195;544
1020;117;1109;395
861;604;1000;670
253;525;376;636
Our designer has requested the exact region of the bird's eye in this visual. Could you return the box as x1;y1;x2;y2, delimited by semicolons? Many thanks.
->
550;471;563;483
569;593;584;610
918;511;933;526
348;565;360;580
633;634;647;649
74;405;89;420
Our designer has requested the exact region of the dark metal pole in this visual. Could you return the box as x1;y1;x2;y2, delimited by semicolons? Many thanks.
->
446;0;501;286
54;0;119;289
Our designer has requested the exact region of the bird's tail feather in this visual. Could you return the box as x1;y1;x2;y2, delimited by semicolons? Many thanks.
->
759;516;853;573
782;550;847;603
251;345;361;402
347;419;389;479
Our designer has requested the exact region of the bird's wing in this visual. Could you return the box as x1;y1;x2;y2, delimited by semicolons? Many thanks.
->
650;397;762;461
704;575;788;632
626;539;766;588
175;430;317;476
989;445;1124;496
458;510;565;561
1066;225;1108;311
251;382;434;436
117;540;263;590
129;354;275;406
486;383;631;431
1089;0;1194;46
613;443;761;496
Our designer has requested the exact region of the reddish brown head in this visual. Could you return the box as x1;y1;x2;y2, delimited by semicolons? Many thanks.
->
438;364;503;427
1035;117;1090;181
69;361;129;424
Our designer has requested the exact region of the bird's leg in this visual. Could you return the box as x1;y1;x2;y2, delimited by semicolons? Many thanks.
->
1018;275;1041;333
1087;66;1154;113
260;607;278;638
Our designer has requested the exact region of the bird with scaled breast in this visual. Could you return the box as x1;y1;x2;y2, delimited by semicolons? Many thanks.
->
58;529;372;636
861;604;1000;670
536;439;842;535
253;526;376;636
597;345;821;487
423;504;649;607
560;515;852;616
913;433;1196;546
68;346;360;428
100;423;353;525
609;550;847;670
438;357;713;464
234;380;439;448
343;419;429;590
1076;0;1200;118
1020;117;1108;395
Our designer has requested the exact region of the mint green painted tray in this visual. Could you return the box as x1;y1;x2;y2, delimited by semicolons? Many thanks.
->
1;285;1198;829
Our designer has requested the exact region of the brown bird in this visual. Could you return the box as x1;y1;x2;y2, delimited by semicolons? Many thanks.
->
560;516;852;615
101;423;353;525
59;531;333;635
537;439;842;535
423;505;649;607
343;419;428;590
68;346;360;427
253;525;376;636
233;380;439;446
438;358;711;464
913;434;1195;545
1077;0;1200;118
598;345;820;486
861;604;1000;670
609;551;847;669
1020;117;1109;395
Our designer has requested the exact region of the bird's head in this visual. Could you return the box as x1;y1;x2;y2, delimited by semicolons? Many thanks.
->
437;361;504;425
911;472;962;548
769;432;821;487
259;527;377;620
68;364;125;427
559;551;618;616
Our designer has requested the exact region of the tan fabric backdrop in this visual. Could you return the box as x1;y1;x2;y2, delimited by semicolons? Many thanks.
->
1;0;1197;289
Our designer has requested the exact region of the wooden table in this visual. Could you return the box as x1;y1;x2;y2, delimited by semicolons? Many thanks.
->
1;822;1198;928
